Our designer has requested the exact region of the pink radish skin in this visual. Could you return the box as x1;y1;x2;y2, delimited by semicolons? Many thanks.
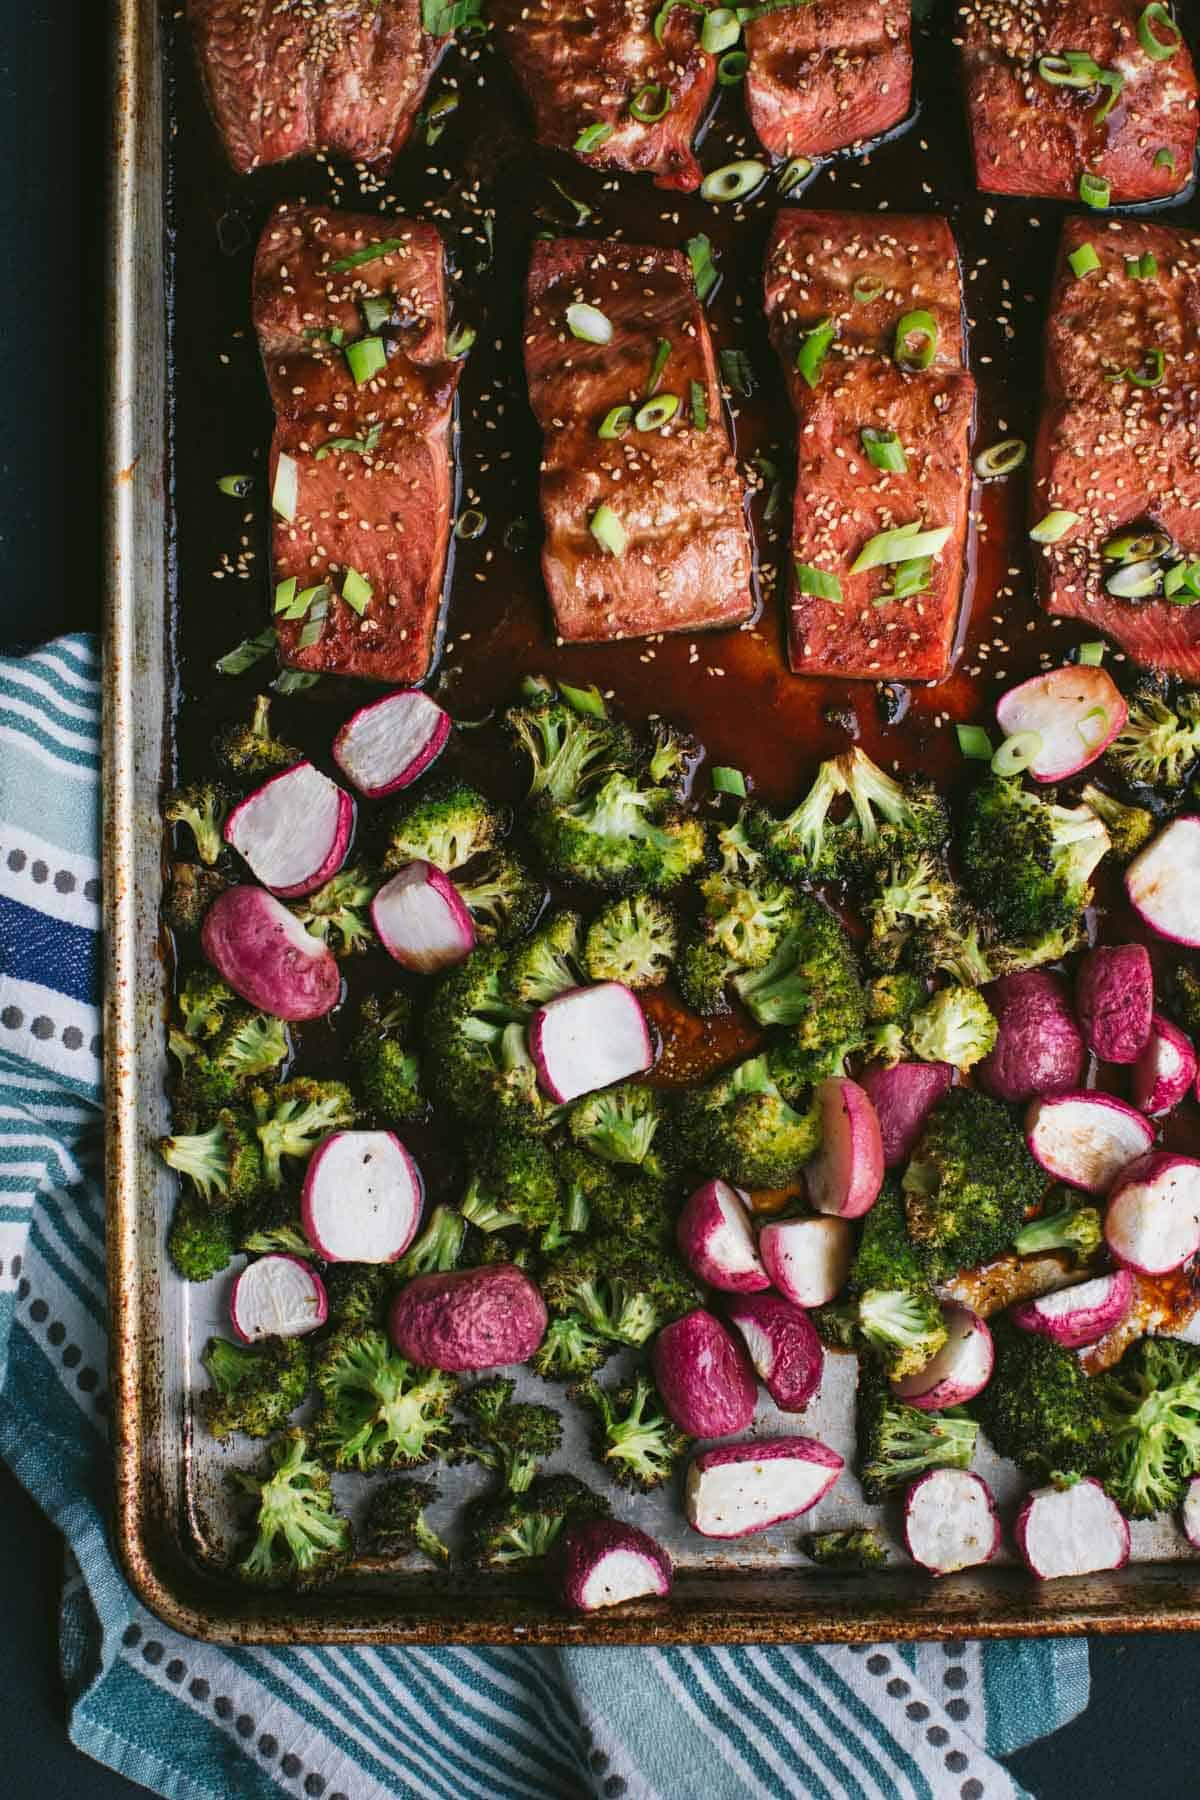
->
332;690;450;799
1126;816;1200;947
1076;943;1154;1065
201;885;341;1021
301;1130;424;1263
370;861;476;973
1133;1013;1197;1118
757;1216;852;1309
1015;1478;1129;1580
860;1062;953;1168
675;1180;770;1292
389;1264;547;1371
995;663;1127;782
552;1518;672;1613
892;1304;993;1410
903;1469;1001;1576
224;762;354;899
1104;1151;1200;1276
1025;1090;1154;1195
723;1291;823;1411
1010;1268;1134;1349
976;972;1085;1105
1181;1476;1200;1551
805;1077;884;1219
652;1309;758;1439
529;983;653;1104
230;1254;328;1342
685;1437;843;1538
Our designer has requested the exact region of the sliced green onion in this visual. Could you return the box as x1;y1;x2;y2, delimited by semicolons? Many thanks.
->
894;309;938;372
342;568;373;615
345;336;387;385
1124;347;1166;388
273;576;299;616
446;323;476;359
283;582;330;623
647;338;672;395
700;159;767;203
1103;528;1171;562
719;347;755;395
423;92;459;146
852;274;886;304
454;509;487;540
1069;242;1101;278
217;473;252;498
688;233;719;302
216;627;276;676
778;156;814;197
1105;558;1162;597
861;426;908;473
297;593;330;649
1094;68;1124;124
566;303;613;345
795;562;843;604
1038;50;1101;88
1139;3;1182;60
1079;171;1111;210
330;238;405;273
754;453;781;522
690;380;709;429
850;520;951;573
718;49;748;83
1077;705;1111;747
589;503;627;556
360;294;392;332
1126;252;1159;280
315;424;383;461
598;405;633;439
653;0;703;42
702;6;740;52
635;394;680;431
1164;561;1200;602
574;122;613;154
560;681;608;719
712;766;747;797
887;556;933;600
271;669;320;695
796;316;836;389
1030;509;1080;544
630;82;671;122
1156;147;1177;172
974;437;1028;479
1077;641;1106;665
272;452;298;523
956;722;994;760
992;731;1044;777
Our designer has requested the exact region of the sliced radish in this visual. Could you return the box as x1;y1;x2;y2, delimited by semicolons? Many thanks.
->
724;1291;824;1411
301;1130;424;1263
529;983;653;1104
805;1077;884;1219
676;1180;770;1292
1126;816;1200;947
652;1308;758;1439
1015;1478;1129;1580
1181;1475;1200;1551
892;1303;993;1410
1133;1013;1197;1118
995;663;1126;783
201;885;341;1021
1025;1091;1154;1195
332;690;451;799
860;1061;953;1168
370;861;475;973
1010;1268;1134;1348
230;1254;328;1342
685;1437;843;1538
1076;943;1153;1065
554;1518;672;1613
224;761;354;899
758;1215;853;1309
903;1469;1001;1576
1104;1151;1200;1275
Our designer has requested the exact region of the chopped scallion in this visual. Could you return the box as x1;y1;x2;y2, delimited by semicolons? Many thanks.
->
1103;528;1171;562
701;5;740;52
887;556;933;600
1105;558;1162;597
1125;252;1159;280
446;322;476;359
717;49;748;83
795;316;836;389
850;520;951;572
1030;510;1080;544
454;510;487;540
589;504;627;556
345;336;387;386
330;239;406;273
1077;706;1111;747
574;121;614;154
690;380;709;429
894;309;938;372
652;0;703;42
852;274;886;304
1069;242;1101;278
719;347;755;395
297;593;330;650
687;233;719;302
1076;641;1106;665
1094;68;1124;123
974;438;1028;479
271;452;298;523
423;92;459;146
566;303;613;345
861;426;908;473
634;393;680;431
271;669;320;695
712;766;747;797
360;294;392;332
1038;50;1101;88
630;82;671;122
992;731;1044;777
315;424;383;461
1156;147;1177;172
1079;171;1111;209
560;681;608;719
1123;347;1166;388
273;577;299;616
956;722;993;761
598;405;633;440
217;473;252;498
647;338;672;395
794;562;843;604
1138;3;1182;60
700;159;766;202
342;568;373;615
1164;560;1200;602
777;156;814;197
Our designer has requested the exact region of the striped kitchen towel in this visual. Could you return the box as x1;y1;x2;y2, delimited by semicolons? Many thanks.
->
0;634;1088;1800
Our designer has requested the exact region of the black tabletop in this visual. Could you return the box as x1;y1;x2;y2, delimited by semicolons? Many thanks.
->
3;8;1200;1798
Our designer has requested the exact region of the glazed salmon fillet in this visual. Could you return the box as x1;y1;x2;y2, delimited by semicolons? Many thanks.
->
254;204;462;685
188;0;446;174
1032;216;1200;677
490;0;715;190
959;0;1198;203
745;0;912;161
524;238;754;643
763;211;975;682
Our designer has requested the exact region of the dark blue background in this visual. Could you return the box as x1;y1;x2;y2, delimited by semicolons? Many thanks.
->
2;6;1199;1796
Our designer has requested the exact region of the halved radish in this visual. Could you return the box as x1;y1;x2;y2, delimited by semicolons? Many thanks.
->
370;861;475;973
892;1303;993;1410
860;1061;953;1168
1010;1268;1134;1348
301;1130;424;1263
1133;1013;1198;1118
805;1077;884;1219
332;690;451;799
653;1309;758;1438
1181;1475;1200;1551
757;1215;852;1309
676;1180;770;1292
1015;1478;1129;1580
224;762;354;899
201;885;341;1021
1104;1151;1200;1275
724;1291;823;1411
685;1437;843;1538
1127;816;1200;947
976;971;1085;1105
903;1469;1001;1576
1025;1091;1154;1195
1076;943;1153;1065
994;663;1126;783
529;983;653;1104
553;1518;672;1613
389;1263;547;1370
230;1254;328;1342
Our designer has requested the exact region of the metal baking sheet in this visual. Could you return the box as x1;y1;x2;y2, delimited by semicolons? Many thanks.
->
106;0;1200;1642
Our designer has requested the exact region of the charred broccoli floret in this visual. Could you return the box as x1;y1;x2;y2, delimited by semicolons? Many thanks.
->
679;1053;820;1190
314;1328;459;1472
424;949;553;1130
158;1108;264;1208
568;1152;671;1246
213;693;302;779
455;850;545;945
528;1314;612;1380
323;1262;389;1328
647;718;699;793
540;1239;699;1346
864;970;927;1066
201;1335;312;1440
232;1428;351;1588
454;1378;563;1492
848;1179;947;1379
584;892;678;987
164;780;232;866
902;1089;1044;1281
1095;1337;1200;1517
731;895;866;1058
349;994;423;1126
567;1083;676;1181
1106;687;1200;791
960;776;1110;942
750;749;948;885
460;1130;560;1236
1079;784;1156;863
504;677;634;806
162;863;230;935
172;1006;291;1116
572;1372;689;1491
175;967;238;1044
167;1193;237;1281
1013;1189;1103;1261
862;852;968;975
462;1472;610;1569
505;910;585;1004
973;1318;1109;1482
252;1079;356;1187
747;758;847;883
383;779;508;874
1168;966;1200;1040
529;768;706;893
802;1527;888;1571
907;984;997;1072
676;864;803;1014
393;1204;466;1278
856;1365;978;1501
290;864;378;956
360;1477;450;1565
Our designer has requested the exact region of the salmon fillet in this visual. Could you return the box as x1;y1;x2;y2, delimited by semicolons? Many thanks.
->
490;0;715;191
960;0;1198;203
1033;216;1200;677
763;211;975;682
745;0;912;160
188;0;445;174
253;204;462;685
523;238;754;643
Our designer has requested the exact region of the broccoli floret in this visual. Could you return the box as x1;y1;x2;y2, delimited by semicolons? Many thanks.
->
462;1472;610;1569
455;850;545;945
907;984;997;1073
848;1179;947;1379
902;1089;1044;1281
747;759;847;884
1095;1338;1200;1517
349;994;424;1126
973;1318;1109;1482
801;1528;888;1571
676;936;737;1015
676;865;804;1014
572;1372;689;1490
1107;688;1200;791
424;948;555;1129
863;852;966;974
238;1202;313;1259
864;970;928;1065
529;769;706;892
856;1365;979;1501
455;1378;563;1492
314;1328;459;1472
1169;966;1200;1039
231;1428;351;1588
252;1079;356;1187
174;1007;292;1116
164;781;232;866
460;1130;560;1236
201;1335;312;1440
163;862;230;935
393;1204;466;1278
811;1300;860;1349
750;750;947;885
360;1477;450;1565
679;1054;820;1190
290;864;378;956
505;910;585;1004
584;892;678;987
567;1083;676;1181
540;1239;699;1346
980;919;1089;984
646;719;699;792
504;677;635;806
712;805;765;877
167;1193;237;1281
573;1157;671;1247
323;1263;389;1328
383;779;507;874
528;1314;612;1380
1013;1189;1103;1260
731;896;866;1051
960;776;1110;942
213;693;302;779
175;967;238;1044
159;1108;263;1208
1080;784;1156;863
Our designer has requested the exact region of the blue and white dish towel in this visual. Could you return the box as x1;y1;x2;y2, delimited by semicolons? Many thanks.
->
0;635;1087;1800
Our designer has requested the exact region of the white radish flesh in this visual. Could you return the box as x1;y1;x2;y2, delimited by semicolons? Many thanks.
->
892;1304;993;1410
1181;1475;1200;1551
332;689;451;798
1009;1269;1134;1348
529;983;653;1104
1076;943;1153;1065
301;1130;423;1263
995;664;1126;782
230;1254;328;1342
1025;1091;1154;1195
1133;1013;1197;1118
1104;1152;1200;1276
757;1215;852;1309
805;1077;884;1219
685;1437;843;1538
224;762;354;899
675;1180;769;1292
370;861;475;973
555;1519;672;1613
1126;816;1200;947
201;885;341;1021
724;1291;824;1411
903;1469;1001;1575
1015;1479;1129;1579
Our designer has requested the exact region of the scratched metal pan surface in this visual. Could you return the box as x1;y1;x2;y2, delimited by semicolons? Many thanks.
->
106;0;1200;1642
